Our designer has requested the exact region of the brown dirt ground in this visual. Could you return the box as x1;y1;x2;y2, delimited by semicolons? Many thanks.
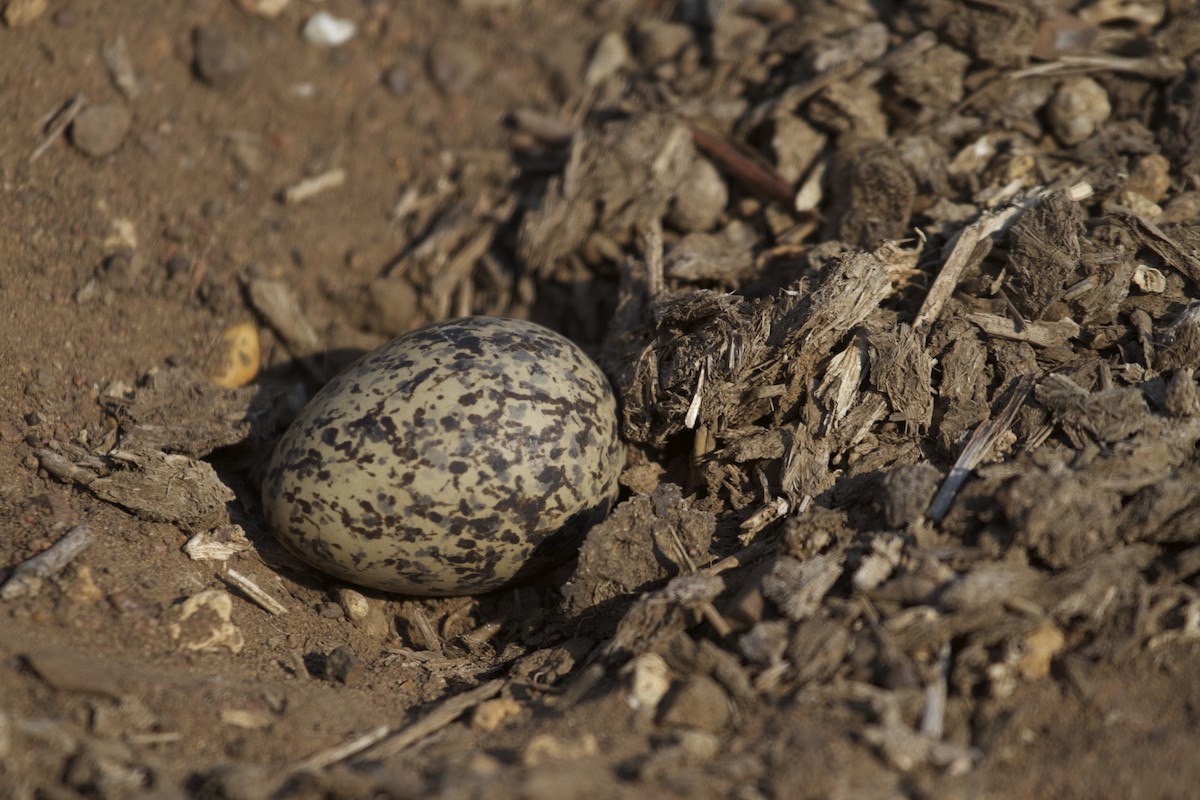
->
4;1;1200;798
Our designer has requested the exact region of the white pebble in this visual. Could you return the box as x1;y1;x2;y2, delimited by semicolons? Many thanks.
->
333;586;370;622
623;652;671;713
302;12;357;48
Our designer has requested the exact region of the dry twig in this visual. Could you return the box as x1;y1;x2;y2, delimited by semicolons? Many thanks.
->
928;376;1035;522
914;183;1092;335
30;95;85;163
224;568;289;616
358;679;504;761
1;525;95;600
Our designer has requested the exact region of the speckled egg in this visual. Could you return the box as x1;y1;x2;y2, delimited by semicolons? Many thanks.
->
261;316;624;596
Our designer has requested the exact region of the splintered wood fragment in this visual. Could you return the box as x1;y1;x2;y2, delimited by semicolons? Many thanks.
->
658;523;732;638
704;539;775;577
36;449;100;486
127;731;183;746
739;497;789;542
552;663;605;712
686;120;795;208
101;36;140;99
684;362;706;429
685;423;711;496
245;278;322;361
225;568;289;616
966;312;1079;347
357;679;505;761
920;643;950;740
1009;53;1184;81
1111;205;1200;284
928;376;1034;523
294;725;391;772
405;604;445;655
913;224;983;336
914;183;1092;336
430;224;495;320
700;600;733;638
30;95;85;163
282;168;346;204
509;108;575;146
643;218;664;300
1;525;95;600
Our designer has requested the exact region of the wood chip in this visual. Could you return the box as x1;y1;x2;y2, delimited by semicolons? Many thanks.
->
357;679;504;761
282;168;346;204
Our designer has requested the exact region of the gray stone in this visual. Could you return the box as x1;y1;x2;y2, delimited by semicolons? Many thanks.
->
70;104;131;158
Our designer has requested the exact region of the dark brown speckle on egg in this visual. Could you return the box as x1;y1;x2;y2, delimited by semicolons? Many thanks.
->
261;316;624;596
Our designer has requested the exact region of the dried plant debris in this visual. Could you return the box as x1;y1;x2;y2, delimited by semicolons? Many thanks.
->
606;248;892;450
518;114;697;276
561;483;716;622
1004;190;1086;320
38;445;234;531
462;0;1200;784
101;365;255;457
26;363;257;537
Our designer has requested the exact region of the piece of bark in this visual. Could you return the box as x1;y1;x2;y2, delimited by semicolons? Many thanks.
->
1004;190;1085;320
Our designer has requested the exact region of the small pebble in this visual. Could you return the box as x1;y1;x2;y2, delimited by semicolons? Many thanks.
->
737;620;790;665
165;254;190;277
1120;190;1162;220
624;652;670;713
521;733;598;767
202;198;224;219
428;40;483;94
302;11;357;48
583;30;629;87
1016;621;1065;680
0;421;22;442
1125;153;1172;204
209;323;261;389
316;601;345;619
1046;76;1110;146
70;104;131;158
3;0;46;26
194;24;251;87
236;0;290;18
228;136;264;174
332;586;369;622
657;675;731;733
632;19;693;65
323;645;361;685
64;566;103;606
102;251;145;288
1159;191;1200;225
472;697;522;731
667;158;727;233
196;764;282;800
383;64;411;96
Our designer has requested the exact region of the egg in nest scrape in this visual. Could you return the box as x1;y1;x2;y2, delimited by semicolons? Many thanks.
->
261;316;625;596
